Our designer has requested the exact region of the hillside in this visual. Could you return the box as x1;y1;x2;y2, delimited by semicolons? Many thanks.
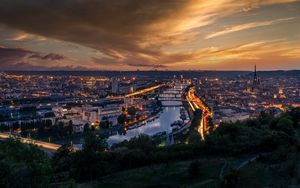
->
0;108;300;187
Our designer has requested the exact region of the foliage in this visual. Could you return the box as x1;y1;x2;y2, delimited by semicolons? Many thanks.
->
83;123;90;132
188;160;201;177
204;109;299;154
1;108;300;186
276;117;294;136
117;114;128;125
127;106;137;116
83;133;107;152
0;139;52;187
126;134;156;153
99;116;111;129
187;130;202;145
191;109;202;128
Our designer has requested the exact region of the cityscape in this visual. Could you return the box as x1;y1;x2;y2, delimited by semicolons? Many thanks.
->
0;0;300;188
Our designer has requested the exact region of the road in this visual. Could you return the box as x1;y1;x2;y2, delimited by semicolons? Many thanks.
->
125;84;165;97
0;132;79;152
186;87;212;140
108;84;165;99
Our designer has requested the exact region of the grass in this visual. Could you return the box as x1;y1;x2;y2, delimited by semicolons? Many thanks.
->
62;153;295;188
75;154;286;188
78;157;226;188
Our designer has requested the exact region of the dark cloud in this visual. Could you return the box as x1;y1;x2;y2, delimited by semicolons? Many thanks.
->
0;46;32;64
0;46;67;70
29;53;65;61
127;63;168;69
0;0;192;67
1;61;90;71
2;62;48;70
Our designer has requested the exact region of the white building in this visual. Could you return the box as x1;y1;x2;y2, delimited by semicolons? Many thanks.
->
82;106;99;124
98;104;122;126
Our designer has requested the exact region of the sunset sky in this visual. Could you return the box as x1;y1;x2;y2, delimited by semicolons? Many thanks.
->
0;0;299;71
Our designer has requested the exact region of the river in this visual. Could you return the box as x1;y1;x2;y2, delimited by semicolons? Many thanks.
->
68;84;188;147
107;104;183;146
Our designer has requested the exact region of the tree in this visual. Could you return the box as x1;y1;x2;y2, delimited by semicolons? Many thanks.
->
287;108;300;127
67;120;73;135
37;120;46;137
127;134;155;154
100;117;111;128
121;106;126;112
0;139;52;187
0;113;4;121
20;123;28;137
207;116;214;132
188;130;202;145
12;122;19;131
117;114;128;125
191;109;202;128
52;144;73;178
57;121;66;137
276;117;294;136
83;133;107;152
84;123;90;133
45;119;52;128
69;134;108;181
70;147;106;181
127;106;137;116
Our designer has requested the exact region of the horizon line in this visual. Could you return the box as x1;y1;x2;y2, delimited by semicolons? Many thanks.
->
1;69;300;72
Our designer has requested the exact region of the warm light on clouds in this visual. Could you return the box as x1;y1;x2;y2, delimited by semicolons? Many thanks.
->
0;0;299;70
9;33;29;41
205;17;295;39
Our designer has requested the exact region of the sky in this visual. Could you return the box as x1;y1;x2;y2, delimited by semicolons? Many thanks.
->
0;0;299;71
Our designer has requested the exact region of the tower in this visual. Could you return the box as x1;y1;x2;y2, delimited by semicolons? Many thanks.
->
252;65;260;91
253;65;259;85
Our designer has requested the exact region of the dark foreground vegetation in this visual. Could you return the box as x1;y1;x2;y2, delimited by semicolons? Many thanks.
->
0;108;300;188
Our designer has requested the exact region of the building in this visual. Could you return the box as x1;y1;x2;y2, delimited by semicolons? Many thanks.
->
98;104;122;126
111;77;119;94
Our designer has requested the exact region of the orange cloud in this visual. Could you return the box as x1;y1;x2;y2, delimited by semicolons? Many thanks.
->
206;17;295;39
10;33;29;41
0;0;299;70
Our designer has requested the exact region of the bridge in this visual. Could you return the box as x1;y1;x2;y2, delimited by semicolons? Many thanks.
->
108;84;165;99
158;84;187;102
158;97;183;101
125;84;165;97
0;132;80;152
159;93;182;97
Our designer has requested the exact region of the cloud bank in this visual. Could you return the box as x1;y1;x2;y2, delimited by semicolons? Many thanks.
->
0;0;299;70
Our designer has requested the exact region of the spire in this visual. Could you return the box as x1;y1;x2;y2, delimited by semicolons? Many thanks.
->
253;64;259;87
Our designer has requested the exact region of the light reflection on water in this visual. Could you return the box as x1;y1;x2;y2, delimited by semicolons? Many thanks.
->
107;106;182;146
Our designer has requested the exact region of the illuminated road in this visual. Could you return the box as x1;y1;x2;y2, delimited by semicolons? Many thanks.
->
108;84;165;99
125;84;165;97
186;87;212;140
0;133;79;152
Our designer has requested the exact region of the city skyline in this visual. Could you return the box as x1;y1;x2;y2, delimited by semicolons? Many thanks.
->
0;0;299;71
